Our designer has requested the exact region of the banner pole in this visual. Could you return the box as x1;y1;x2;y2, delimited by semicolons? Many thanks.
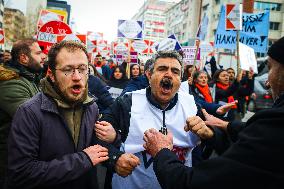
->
236;30;241;75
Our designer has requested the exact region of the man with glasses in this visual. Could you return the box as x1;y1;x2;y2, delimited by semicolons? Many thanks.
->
7;41;138;189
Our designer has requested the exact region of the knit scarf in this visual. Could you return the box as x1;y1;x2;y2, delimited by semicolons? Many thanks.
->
195;83;213;103
216;82;237;109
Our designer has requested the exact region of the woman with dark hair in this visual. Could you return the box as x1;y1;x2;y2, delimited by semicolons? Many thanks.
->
182;65;195;82
107;66;129;89
130;64;141;79
212;69;242;121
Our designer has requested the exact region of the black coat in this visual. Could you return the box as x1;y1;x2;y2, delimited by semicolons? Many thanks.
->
153;94;284;189
8;93;122;189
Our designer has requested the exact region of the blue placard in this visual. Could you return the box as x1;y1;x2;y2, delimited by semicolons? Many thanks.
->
214;5;270;53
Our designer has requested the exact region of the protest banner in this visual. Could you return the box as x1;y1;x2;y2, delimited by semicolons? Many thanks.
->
131;39;155;54
57;34;87;46
130;51;138;64
108;87;123;99
37;21;72;54
87;40;97;53
239;42;258;74
117;20;143;39
225;4;242;30
215;5;270;53
0;29;4;44
37;9;65;31
182;46;200;66
155;34;182;51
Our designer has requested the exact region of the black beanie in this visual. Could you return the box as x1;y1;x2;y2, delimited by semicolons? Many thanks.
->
267;36;284;64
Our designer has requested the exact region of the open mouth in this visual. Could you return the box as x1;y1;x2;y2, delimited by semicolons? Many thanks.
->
160;78;173;94
71;85;82;94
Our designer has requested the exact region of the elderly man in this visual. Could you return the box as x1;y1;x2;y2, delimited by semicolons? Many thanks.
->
98;51;208;189
143;37;284;189
7;41;138;189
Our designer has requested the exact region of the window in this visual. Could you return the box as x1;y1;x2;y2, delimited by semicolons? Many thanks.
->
254;2;281;11
270;22;280;30
183;23;187;29
215;0;220;5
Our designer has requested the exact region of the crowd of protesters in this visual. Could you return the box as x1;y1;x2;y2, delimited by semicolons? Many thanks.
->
0;36;283;189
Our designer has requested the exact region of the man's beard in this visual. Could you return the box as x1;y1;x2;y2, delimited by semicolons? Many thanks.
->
53;78;87;106
28;56;43;73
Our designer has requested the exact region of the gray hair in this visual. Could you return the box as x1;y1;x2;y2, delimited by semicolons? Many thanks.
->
149;51;184;76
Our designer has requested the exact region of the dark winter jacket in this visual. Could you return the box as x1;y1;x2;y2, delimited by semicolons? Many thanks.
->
153;94;284;189
7;91;122;189
88;75;114;113
121;75;149;95
0;63;40;182
107;78;129;89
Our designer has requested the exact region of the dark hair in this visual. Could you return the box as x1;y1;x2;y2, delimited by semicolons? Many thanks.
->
48;41;88;72
182;65;195;81
111;66;127;81
226;68;235;73
212;69;227;83
151;51;184;76
130;64;141;78
11;38;37;62
144;58;153;73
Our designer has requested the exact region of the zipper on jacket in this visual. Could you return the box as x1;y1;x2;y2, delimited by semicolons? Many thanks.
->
159;110;168;135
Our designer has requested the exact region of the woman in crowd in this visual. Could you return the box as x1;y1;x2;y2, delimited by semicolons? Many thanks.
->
130;64;141;79
191;71;213;103
107;66;129;89
212;69;242;121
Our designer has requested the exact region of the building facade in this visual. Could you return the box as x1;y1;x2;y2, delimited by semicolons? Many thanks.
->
0;0;4;29
132;0;176;42
3;8;25;49
165;0;201;45
201;0;284;57
47;0;71;24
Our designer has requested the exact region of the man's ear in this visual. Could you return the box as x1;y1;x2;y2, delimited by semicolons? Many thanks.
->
145;70;151;80
47;67;55;82
19;54;29;66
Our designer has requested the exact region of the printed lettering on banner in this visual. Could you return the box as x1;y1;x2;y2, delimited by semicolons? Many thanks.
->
215;5;269;53
182;46;200;65
37;21;72;54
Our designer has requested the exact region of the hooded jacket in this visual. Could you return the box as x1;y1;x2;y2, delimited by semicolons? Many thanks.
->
0;63;40;181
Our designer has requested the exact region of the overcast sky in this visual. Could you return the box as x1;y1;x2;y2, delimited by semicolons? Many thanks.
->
7;0;182;42
66;0;145;42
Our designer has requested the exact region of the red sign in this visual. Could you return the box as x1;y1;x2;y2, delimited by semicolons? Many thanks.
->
0;29;4;44
57;34;87;45
37;21;72;54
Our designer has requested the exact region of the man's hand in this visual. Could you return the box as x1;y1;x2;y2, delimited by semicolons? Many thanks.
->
83;145;109;166
216;100;238;115
202;109;229;131
115;153;140;177
143;128;173;157
184;115;214;139
95;121;116;143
